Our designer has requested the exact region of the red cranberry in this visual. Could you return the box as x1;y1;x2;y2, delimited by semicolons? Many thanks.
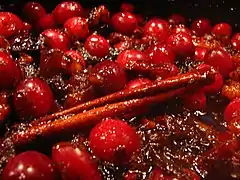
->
143;19;170;42
52;142;101;180
84;34;110;57
89;119;140;164
2;151;58;180
64;17;89;40
120;3;134;13
182;91;206;110
41;29;71;51
171;24;192;35
89;60;127;94
126;78;152;89
167;32;195;57
193;47;208;61
0;50;21;89
0;12;23;38
111;12;137;35
116;49;148;69
231;33;240;50
53;1;83;24
168;14;186;25
228;116;240;134
114;40;133;52
191;18;212;36
14;78;54;119
148;168;173;180
224;98;240;123
204;49;233;77
36;14;57;32
22;22;32;32
23;2;46;24
0;92;10;124
212;23;232;38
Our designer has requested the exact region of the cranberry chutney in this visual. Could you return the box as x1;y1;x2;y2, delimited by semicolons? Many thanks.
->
0;0;239;179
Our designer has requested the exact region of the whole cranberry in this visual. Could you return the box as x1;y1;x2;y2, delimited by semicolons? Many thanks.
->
143;19;170;42
231;33;240;50
89;60;127;94
111;12;137;35
191;18;212;36
23;2;46;24
41;29;71;51
212;23;232;38
14;78;54;119
64;17;89;40
52;142;101;180
0;50;21;89
125;78;152;89
145;44;176;64
167;32;195;57
120;3;134;13
171;24;192;35
224;98;240;123
114;40;133;52
84;34;110;57
2;151;58;180
193;47;208;61
36;14;57;32
89;119;140;164
182;91;206;110
0;12;23;38
168;14;186;25
204;49;233;77
53;1;83;24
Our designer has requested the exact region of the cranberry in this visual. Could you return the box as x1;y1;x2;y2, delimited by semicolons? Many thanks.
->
204;49;233;77
41;29;71;51
61;50;86;75
22;22;32;32
0;50;21;89
224;98;240;123
2;151;58;180
153;63;180;80
171;24;192;35
53;1;83;24
84;34;110;57
143;19;170;42
182;91;206;110
125;78;152;89
114;40;133;52
0;12;23;38
36;14;57;32
64;17;89;40
183;169;201;180
231;33;240;50
116;49;148;69
167;32;195;57
89;60;127;94
145;44;176;64
111;12;137;35
52;142;101;180
168;14;186;25
212;23;232;38
89;119;140;164
0;92;10;124
191;18;212;36
14;78;54;119
120;3;134;13
23;2;46;24
193;47;208;61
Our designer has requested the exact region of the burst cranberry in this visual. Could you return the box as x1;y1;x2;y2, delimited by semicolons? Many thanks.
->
204;49;233;77
2;151;58;180
111;12;137;35
191;18;212;36
126;78;152;89
14;78;54;119
224;98;240;123
36;14;57;32
89;60;127;94
168;14;186;25
89;119;140;164
23;2;46;24
52;142;101;180
167;32;195;57
231;33;240;50
171;24;192;35
84;34;110;57
212;23;232;38
0;50;21;89
143;19;170;42
0;12;23;38
120;3;134;13
41;29;70;51
64;17;89;40
193;47;208;61
53;1;83;24
182;91;206;110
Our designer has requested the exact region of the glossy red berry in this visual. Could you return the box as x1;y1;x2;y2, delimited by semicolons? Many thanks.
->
182;91;206;110
52;142;101;180
14;78;54;119
224;98;240;123
193;47;208;61
0;50;21;89
2;151;58;180
120;3;134;13
168;14;186;25
22;22;32;32
64;17;89;40
125;78;152;89
84;34;110;57
114;40;132;52
23;2;46;24
53;1;83;24
89;119;140;164
36;14;57;32
231;33;240;50
191;18;212;36
0;12;23;38
212;23;232;38
41;29;71;51
167;32;195;57
204;48;233;77
111;12;137;35
171;24;192;35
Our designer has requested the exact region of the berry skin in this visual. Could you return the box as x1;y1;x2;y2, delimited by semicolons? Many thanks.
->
23;2;46;24
120;3;135;13
36;14;57;32
212;23;232;39
193;47;208;61
168;14;186;25
89;119;140;165
191;18;212;36
171;24;192;35
231;33;240;50
224;98;240;123
125;78;152;89
182;91;206;111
